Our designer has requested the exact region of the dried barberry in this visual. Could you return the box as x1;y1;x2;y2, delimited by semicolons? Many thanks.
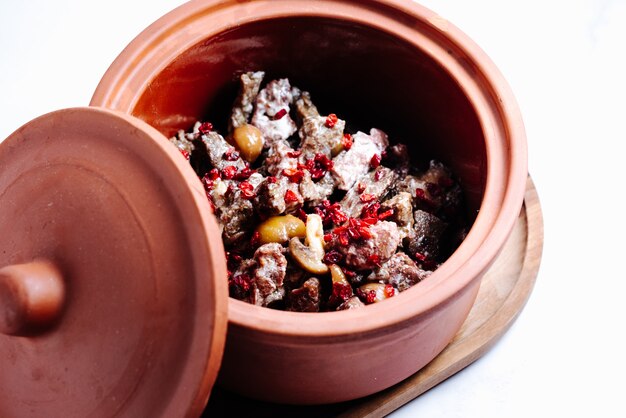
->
384;284;395;298
282;168;305;183
370;153;381;168
367;253;382;267
273;108;288;120
323;250;344;264
198;122;213;135
284;189;299;203
303;153;334;180
359;193;376;203
229;274;252;299
325;113;338;128
329;282;353;307
296;208;308;223
356;288;377;304
179;148;190;160
222;165;237;179
286;150;302;158
342;133;353;150
234;166;255;181
239;181;255;199
250;231;261;247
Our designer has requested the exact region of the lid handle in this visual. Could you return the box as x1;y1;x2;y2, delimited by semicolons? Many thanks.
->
0;261;65;336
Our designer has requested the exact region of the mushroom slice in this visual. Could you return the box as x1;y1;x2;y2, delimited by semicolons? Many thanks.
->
289;237;329;275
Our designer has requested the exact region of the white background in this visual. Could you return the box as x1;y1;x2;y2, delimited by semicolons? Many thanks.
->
1;1;625;417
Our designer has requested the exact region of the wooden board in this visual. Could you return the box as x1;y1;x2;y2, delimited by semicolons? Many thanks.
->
203;176;543;418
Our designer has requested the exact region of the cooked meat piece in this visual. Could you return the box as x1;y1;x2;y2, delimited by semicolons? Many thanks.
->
250;243;287;307
255;176;288;216
169;124;196;155
331;128;389;190
298;115;345;160
299;171;334;207
367;252;430;292
283;263;307;290
209;178;256;245
340;166;398;218
200;131;247;171
230;71;265;131
338;221;400;271
228;258;256;301
336;296;365;310
405;210;448;260
246;172;265;189
292;89;320;122
420;160;452;185
263;139;298;176
394;174;424;199
251;78;298;148
381;192;414;240
286;277;321;312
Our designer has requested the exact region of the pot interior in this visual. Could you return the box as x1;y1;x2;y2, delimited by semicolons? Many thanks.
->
131;16;486;217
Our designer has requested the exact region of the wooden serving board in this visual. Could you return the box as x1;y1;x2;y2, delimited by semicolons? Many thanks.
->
204;176;543;418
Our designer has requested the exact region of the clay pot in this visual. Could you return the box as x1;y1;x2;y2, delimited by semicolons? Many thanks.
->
91;0;527;405
0;0;527;411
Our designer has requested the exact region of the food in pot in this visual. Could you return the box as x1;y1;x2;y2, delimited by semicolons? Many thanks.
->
170;71;468;311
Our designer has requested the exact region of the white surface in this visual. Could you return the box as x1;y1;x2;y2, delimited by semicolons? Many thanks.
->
1;1;625;417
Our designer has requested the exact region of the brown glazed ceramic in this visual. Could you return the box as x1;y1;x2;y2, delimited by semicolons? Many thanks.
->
0;108;228;417
91;0;528;406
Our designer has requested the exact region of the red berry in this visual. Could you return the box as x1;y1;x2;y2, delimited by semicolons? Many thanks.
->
367;254;382;267
323;250;343;264
374;169;384;181
342;267;356;279
357;288;377;304
287;150;302;158
358;226;373;239
378;209;394;220
304;153;334;180
222;165;237;179
325;113;338;128
282;168;305;183
198;122;213;134
342;133;353;150
179;148;190;160
384;284;395;298
234;166;255;181
267;176;278;184
207;168;220;180
250;231;261;247
370;153;381;168
273;108;288;120
359;193;376;203
324;233;333;243
338;231;350;246
284;190;299;204
330;282;353;306
296;208;308;223
239;181;255;199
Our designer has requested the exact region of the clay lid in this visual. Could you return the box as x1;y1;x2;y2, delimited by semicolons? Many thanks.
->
0;107;228;417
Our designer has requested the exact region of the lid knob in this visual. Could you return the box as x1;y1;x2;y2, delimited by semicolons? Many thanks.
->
0;261;65;336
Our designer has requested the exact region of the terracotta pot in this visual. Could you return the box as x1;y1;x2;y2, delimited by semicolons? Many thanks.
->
91;0;527;405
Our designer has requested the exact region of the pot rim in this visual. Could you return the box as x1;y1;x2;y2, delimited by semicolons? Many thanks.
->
91;0;528;338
